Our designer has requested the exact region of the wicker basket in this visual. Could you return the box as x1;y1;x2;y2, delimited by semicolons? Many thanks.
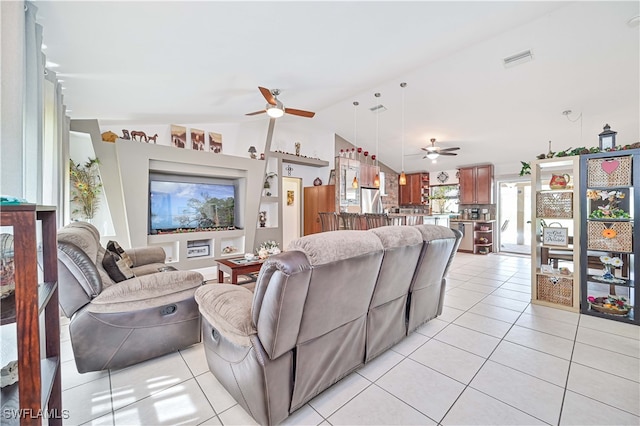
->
536;274;573;307
588;156;632;187
587;221;633;253
536;192;573;218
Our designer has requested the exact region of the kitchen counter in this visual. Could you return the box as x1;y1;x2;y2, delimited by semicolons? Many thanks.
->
388;213;450;227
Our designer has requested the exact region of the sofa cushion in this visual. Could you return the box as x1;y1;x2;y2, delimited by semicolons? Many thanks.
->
195;284;256;347
102;249;135;282
287;230;382;266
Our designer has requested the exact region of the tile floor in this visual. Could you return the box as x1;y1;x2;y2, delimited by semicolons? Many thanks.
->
60;252;640;425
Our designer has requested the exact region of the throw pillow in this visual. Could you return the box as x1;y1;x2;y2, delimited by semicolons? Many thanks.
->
106;240;133;268
102;250;135;282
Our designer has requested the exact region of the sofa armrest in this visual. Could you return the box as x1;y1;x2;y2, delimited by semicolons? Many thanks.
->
127;246;166;267
89;270;203;313
195;284;256;347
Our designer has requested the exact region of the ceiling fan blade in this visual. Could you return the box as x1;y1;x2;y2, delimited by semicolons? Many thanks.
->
259;86;276;105
439;152;458;156
421;147;438;152
245;110;266;116
285;108;315;118
439;147;460;152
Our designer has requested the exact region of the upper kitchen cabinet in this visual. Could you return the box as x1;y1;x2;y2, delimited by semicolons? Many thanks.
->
399;173;427;206
459;164;494;204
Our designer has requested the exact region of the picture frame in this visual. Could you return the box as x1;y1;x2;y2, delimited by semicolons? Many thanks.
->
542;226;569;247
328;169;336;185
209;132;222;153
171;125;187;148
191;129;205;151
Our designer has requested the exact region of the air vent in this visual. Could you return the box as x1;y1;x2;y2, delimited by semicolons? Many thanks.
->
370;104;387;113
503;49;533;68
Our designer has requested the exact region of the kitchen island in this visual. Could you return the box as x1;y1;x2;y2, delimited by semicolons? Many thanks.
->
388;213;451;227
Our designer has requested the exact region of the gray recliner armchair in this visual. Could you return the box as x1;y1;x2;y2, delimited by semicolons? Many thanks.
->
57;222;203;373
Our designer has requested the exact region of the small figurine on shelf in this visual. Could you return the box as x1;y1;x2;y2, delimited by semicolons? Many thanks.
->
295;142;301;156
259;211;267;228
248;146;257;159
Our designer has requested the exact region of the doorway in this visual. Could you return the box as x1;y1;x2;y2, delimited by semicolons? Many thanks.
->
498;180;531;255
282;177;303;248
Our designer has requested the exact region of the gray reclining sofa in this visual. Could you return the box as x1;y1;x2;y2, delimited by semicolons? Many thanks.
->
195;224;461;425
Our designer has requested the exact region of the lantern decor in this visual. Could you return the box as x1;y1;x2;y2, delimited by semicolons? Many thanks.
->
598;124;617;151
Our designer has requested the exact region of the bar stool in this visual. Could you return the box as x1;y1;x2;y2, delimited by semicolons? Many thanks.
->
339;212;362;230
388;215;407;226
318;212;340;232
365;213;390;229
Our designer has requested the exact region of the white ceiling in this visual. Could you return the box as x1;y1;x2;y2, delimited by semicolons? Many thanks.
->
35;1;640;174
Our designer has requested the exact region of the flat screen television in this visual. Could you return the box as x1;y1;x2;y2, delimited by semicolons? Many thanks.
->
149;173;238;234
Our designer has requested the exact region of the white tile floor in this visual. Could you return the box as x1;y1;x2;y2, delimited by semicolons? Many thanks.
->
59;252;640;425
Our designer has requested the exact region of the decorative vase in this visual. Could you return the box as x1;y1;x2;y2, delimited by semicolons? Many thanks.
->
602;263;614;280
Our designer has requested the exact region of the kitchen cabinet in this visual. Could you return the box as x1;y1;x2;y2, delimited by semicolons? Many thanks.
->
304;185;335;235
579;149;639;324
359;164;380;188
531;157;580;312
0;205;62;426
399;173;428;206
459;164;494;204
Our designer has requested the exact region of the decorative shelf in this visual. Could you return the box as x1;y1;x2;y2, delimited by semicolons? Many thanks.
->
269;151;329;167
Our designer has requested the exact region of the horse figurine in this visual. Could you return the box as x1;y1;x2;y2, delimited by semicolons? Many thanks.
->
131;130;148;142
147;134;158;144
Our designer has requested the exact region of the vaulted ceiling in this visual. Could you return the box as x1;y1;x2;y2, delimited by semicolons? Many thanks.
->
35;1;639;173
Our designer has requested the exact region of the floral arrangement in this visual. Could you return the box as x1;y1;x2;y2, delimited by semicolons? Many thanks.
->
69;158;102;220
587;295;631;314
221;246;237;254
600;255;623;268
256;240;281;259
587;190;629;219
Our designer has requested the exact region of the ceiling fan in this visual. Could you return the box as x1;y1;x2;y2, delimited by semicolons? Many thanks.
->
421;138;460;159
245;87;315;118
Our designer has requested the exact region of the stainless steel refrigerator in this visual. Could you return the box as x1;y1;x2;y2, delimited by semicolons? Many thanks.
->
361;187;383;214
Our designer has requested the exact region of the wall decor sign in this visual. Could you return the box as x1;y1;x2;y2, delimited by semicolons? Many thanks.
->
171;125;187;148
287;190;294;205
191;129;205;151
209;132;222;153
542;226;569;247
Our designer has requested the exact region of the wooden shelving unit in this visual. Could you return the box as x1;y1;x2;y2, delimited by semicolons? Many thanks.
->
0;204;62;426
531;157;581;312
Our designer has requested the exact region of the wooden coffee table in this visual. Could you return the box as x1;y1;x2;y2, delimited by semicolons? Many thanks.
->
216;257;265;284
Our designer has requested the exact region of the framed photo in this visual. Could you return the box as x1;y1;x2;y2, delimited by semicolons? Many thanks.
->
542;226;569;247
191;129;205;151
287;190;294;206
171;125;186;148
328;169;336;185
209;132;222;153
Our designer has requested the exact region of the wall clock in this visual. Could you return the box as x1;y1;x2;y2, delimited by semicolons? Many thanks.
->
437;171;449;184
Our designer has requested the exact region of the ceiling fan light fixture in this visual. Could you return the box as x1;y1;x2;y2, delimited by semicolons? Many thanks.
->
266;103;284;118
426;152;439;160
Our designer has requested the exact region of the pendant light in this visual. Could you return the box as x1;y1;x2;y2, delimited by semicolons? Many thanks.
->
399;82;407;186
352;101;359;188
373;93;381;188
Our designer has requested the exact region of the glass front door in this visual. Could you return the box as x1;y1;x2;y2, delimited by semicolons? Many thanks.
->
498;181;531;255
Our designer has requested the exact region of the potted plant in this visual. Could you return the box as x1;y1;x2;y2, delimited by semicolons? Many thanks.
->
263;172;277;196
69;157;102;221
